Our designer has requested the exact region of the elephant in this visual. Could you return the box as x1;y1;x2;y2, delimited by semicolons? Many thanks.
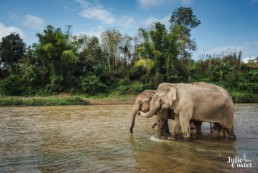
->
138;82;236;141
130;89;203;138
129;90;172;137
211;123;226;138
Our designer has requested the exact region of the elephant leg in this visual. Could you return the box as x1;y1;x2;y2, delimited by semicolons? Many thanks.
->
162;119;170;136
157;119;170;137
217;127;222;138
156;109;170;138
179;113;191;141
222;129;226;137
224;128;236;139
156;116;164;137
172;115;180;140
218;127;226;138
210;123;213;133
192;120;202;135
214;123;225;138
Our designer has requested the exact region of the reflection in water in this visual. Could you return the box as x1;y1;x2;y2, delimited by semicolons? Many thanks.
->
0;104;257;172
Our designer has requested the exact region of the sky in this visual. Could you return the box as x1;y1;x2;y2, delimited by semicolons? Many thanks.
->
0;0;258;60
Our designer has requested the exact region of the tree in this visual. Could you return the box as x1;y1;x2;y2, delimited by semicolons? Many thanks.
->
101;29;122;71
20;45;42;91
136;22;185;85
80;36;106;73
170;7;201;59
35;25;79;92
0;75;23;95
119;34;133;66
0;33;26;73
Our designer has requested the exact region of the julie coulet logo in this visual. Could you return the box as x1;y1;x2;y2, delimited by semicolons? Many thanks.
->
227;153;252;168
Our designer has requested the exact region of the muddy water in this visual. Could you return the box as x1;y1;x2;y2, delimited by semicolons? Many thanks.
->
0;104;257;173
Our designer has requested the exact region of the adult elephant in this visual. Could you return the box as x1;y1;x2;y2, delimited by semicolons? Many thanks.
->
129;90;172;137
130;89;203;137
139;82;236;140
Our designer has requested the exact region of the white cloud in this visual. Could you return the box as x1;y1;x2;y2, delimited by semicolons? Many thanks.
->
145;15;170;27
22;15;45;29
80;8;115;25
75;0;136;33
81;25;105;38
118;16;135;29
243;56;257;63
137;0;191;9
203;44;245;56
197;41;258;61
0;22;24;40
76;0;116;25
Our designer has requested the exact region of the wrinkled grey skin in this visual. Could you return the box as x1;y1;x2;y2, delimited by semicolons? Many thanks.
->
129;90;172;137
139;82;236;141
130;89;203;138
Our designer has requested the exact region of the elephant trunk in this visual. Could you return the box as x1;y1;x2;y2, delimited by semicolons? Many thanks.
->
130;104;140;134
140;102;160;118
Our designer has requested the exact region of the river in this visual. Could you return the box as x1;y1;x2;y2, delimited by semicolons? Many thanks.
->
0;104;257;172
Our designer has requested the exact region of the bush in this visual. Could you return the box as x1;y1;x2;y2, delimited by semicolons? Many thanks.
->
117;83;144;94
0;97;90;106
231;92;258;103
0;97;23;105
81;75;108;95
0;75;23;95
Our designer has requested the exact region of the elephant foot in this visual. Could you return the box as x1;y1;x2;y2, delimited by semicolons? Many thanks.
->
156;132;171;139
168;136;177;141
164;131;171;136
183;137;191;142
196;132;202;136
216;135;222;139
195;134;202;140
169;134;178;140
228;135;236;140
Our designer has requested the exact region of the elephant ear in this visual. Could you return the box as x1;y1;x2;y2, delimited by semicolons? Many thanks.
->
167;86;177;107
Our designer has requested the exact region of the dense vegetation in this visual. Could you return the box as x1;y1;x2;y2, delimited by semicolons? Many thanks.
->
0;7;257;103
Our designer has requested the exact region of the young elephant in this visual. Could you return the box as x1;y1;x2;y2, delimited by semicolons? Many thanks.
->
139;82;236;141
129;90;171;137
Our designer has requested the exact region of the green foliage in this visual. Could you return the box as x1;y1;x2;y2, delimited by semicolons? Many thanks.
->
35;25;79;92
0;97;23;105
231;92;258;103
0;33;25;73
0;7;257;103
0;96;89;106
0;75;23;95
170;7;201;30
61;50;79;64
117;83;144;95
101;29;122;71
170;7;200;59
134;58;155;74
81;75;108;95
49;75;64;92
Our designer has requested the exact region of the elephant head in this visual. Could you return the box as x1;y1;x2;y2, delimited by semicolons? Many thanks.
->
139;86;177;118
129;90;156;134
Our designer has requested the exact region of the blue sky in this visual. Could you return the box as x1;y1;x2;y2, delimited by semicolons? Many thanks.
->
0;0;258;60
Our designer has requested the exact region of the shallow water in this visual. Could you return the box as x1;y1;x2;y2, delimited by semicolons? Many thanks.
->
0;104;257;173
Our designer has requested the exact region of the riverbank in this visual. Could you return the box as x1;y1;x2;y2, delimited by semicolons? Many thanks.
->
0;94;136;106
0;91;257;106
